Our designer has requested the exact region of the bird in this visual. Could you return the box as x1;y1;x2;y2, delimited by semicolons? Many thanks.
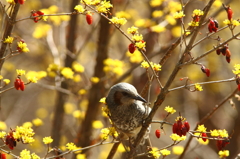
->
106;82;151;144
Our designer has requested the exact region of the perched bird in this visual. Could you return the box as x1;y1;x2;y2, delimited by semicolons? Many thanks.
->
106;82;151;142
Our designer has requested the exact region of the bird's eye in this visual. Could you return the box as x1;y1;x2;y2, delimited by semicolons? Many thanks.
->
122;92;129;96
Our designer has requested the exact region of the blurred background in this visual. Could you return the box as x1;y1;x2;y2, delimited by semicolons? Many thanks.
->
0;0;240;158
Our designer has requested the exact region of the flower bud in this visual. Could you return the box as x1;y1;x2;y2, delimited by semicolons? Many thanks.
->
201;132;208;142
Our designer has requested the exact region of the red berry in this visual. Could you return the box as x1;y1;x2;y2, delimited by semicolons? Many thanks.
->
14;78;21;90
181;125;187;136
0;153;6;159
5;135;16;150
205;68;210;77
20;80;25;91
155;129;161;138
172;123;178;134
227;7;233;20
128;43;136;53
208;19;218;33
32;12;39;23
36;11;44;16
86;13;93;25
216;49;221;55
184;121;190;132
201;133;208;142
18;0;24;4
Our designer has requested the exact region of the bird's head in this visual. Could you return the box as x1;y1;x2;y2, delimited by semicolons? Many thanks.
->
106;83;147;107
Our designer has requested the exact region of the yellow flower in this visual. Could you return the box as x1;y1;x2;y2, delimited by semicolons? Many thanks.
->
66;142;78;151
20;149;31;159
61;67;74;79
101;128;110;140
32;118;43;126
78;89;87;95
73;110;82;119
219;150;229;158
108;127;118;138
74;5;85;13
150;25;166;33
149;147;161;159
132;34;143;42
92;120;104;129
115;11;131;19
102;106;110;117
91;77;100;83
170;133;186;141
141;60;150;69
152;10;163;18
72;62;84;73
160;149;171;156
232;20;240;26
3;79;10;85
188;21;199;27
31;153;40;159
150;0;162;7
195;83;203;91
172;146;184;155
16;69;26;76
6;0;15;4
99;97;106;104
153;63;161;71
218;129;228;138
110;17;127;26
33;24;51;39
0;131;6;138
192;9;204;16
43;136;53;144
196;124;206;132
96;0;113;13
28;76;38;83
127;26;139;34
23;122;33;128
165;15;176;25
210;129;219;137
135;41;146;49
0;121;7;130
173;11;185;19
232;64;240;75
3;36;14;44
126;50;143;63
164;106;176;114
13;126;35;144
223;19;231;25
17;41;29;52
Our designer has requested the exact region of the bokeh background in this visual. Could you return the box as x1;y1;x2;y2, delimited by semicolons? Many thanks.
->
0;0;240;158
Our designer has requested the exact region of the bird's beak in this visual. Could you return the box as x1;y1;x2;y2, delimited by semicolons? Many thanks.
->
135;95;147;103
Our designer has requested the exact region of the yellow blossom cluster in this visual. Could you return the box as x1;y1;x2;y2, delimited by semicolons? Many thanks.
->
127;26;139;35
0;75;10;85
103;58;125;76
173;11;185;19
219;150;229;158
17;41;30;53
13;126;35;144
164;106;176;114
66;142;78;151
210;129;228;138
126;50;143;63
19;149;40;159
149;147;161;159
109;17;127;26
141;61;162;72
74;5;85;13
115;11;131;19
3;36;14;44
194;83;203;91
188;21;199;27
192;9;204;17
196;124;207;132
223;19;240;26
101;127;118;140
232;64;240;75
170;134;186;142
95;0;113;13
43;136;53;144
